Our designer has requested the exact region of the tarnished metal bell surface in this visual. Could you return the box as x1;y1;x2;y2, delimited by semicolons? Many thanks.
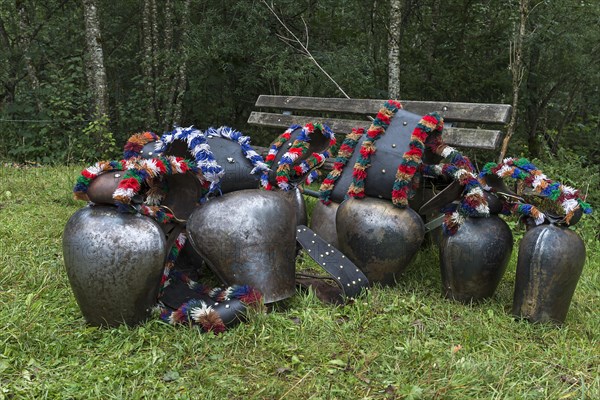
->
186;189;297;303
63;206;167;326
310;201;340;248
205;135;262;193
86;171;126;205
439;216;513;302
336;198;425;285
280;188;307;227
512;224;586;324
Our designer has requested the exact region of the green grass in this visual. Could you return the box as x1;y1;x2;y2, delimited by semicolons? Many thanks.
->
0;165;598;399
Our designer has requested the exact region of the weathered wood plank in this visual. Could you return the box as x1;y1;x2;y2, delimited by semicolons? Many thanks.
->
255;95;512;124
248;111;502;150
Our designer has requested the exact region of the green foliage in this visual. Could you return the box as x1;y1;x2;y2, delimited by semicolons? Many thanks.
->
0;0;598;162
77;114;118;161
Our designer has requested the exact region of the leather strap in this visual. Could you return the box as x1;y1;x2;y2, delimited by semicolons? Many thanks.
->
295;225;369;300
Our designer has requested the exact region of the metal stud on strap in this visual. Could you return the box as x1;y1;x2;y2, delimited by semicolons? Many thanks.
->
295;225;369;299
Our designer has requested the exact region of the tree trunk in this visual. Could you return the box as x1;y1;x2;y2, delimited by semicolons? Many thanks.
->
16;0;42;112
171;0;191;126
498;0;528;162
82;0;108;119
387;0;402;99
142;0;156;125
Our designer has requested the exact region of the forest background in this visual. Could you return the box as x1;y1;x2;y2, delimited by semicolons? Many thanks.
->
0;0;598;167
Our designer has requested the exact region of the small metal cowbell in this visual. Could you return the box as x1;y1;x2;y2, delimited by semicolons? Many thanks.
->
63;206;167;327
335;197;425;285
439;216;513;302
186;189;297;303
512;224;586;324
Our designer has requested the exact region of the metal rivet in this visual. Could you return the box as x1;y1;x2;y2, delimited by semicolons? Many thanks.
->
148;152;153;156
352;281;356;285
342;255;345;258
443;106;449;111
381;169;386;174
214;303;219;306
391;144;396;148
325;252;330;256
320;254;324;258
225;304;230;309
303;228;306;231
358;278;361;282
337;277;341;280
340;265;343;269
378;195;383;199
297;229;301;233
323;262;326;266
288;143;292;147
313;233;317;237
402;121;408;126
327;244;331;247
347;283;350;287
114;173;121;178
140;150;144;154
308;249;311;252
311;240;315;244
356;269;360;272
227;157;235;163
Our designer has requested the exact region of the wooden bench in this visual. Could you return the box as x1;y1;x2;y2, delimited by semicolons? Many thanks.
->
248;95;512;157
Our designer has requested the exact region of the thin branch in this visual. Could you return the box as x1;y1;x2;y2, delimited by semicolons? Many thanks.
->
262;0;350;99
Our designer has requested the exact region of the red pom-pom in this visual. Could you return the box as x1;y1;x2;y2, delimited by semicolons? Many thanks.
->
82;170;96;179
405;147;424;157
353;169;367;180
120;177;141;191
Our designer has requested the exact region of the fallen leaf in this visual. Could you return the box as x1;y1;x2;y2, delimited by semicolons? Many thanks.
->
162;370;180;382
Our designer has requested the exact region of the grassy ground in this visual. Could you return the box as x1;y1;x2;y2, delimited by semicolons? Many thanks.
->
0;165;598;399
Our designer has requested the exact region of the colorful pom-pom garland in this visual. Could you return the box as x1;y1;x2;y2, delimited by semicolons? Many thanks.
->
206;126;270;176
73;156;203;214
421;162;490;235
123;131;160;159
391;112;444;207
154;232;262;334
261;123;336;191
347;100;402;198
155;126;224;200
319;127;365;204
74;160;125;200
155;282;261;334
480;157;592;225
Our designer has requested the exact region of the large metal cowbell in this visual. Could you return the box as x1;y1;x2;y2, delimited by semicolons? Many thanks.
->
186;189;297;303
63;206;167;326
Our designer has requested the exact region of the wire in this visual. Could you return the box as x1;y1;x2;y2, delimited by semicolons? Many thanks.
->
0;118;94;123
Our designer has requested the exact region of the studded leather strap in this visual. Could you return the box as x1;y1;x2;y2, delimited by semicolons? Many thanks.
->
295;225;369;299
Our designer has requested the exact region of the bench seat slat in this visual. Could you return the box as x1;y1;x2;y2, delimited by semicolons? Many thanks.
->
248;111;502;150
255;95;512;125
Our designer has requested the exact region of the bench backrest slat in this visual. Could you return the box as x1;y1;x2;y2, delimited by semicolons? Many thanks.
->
248;111;503;150
255;95;512;125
